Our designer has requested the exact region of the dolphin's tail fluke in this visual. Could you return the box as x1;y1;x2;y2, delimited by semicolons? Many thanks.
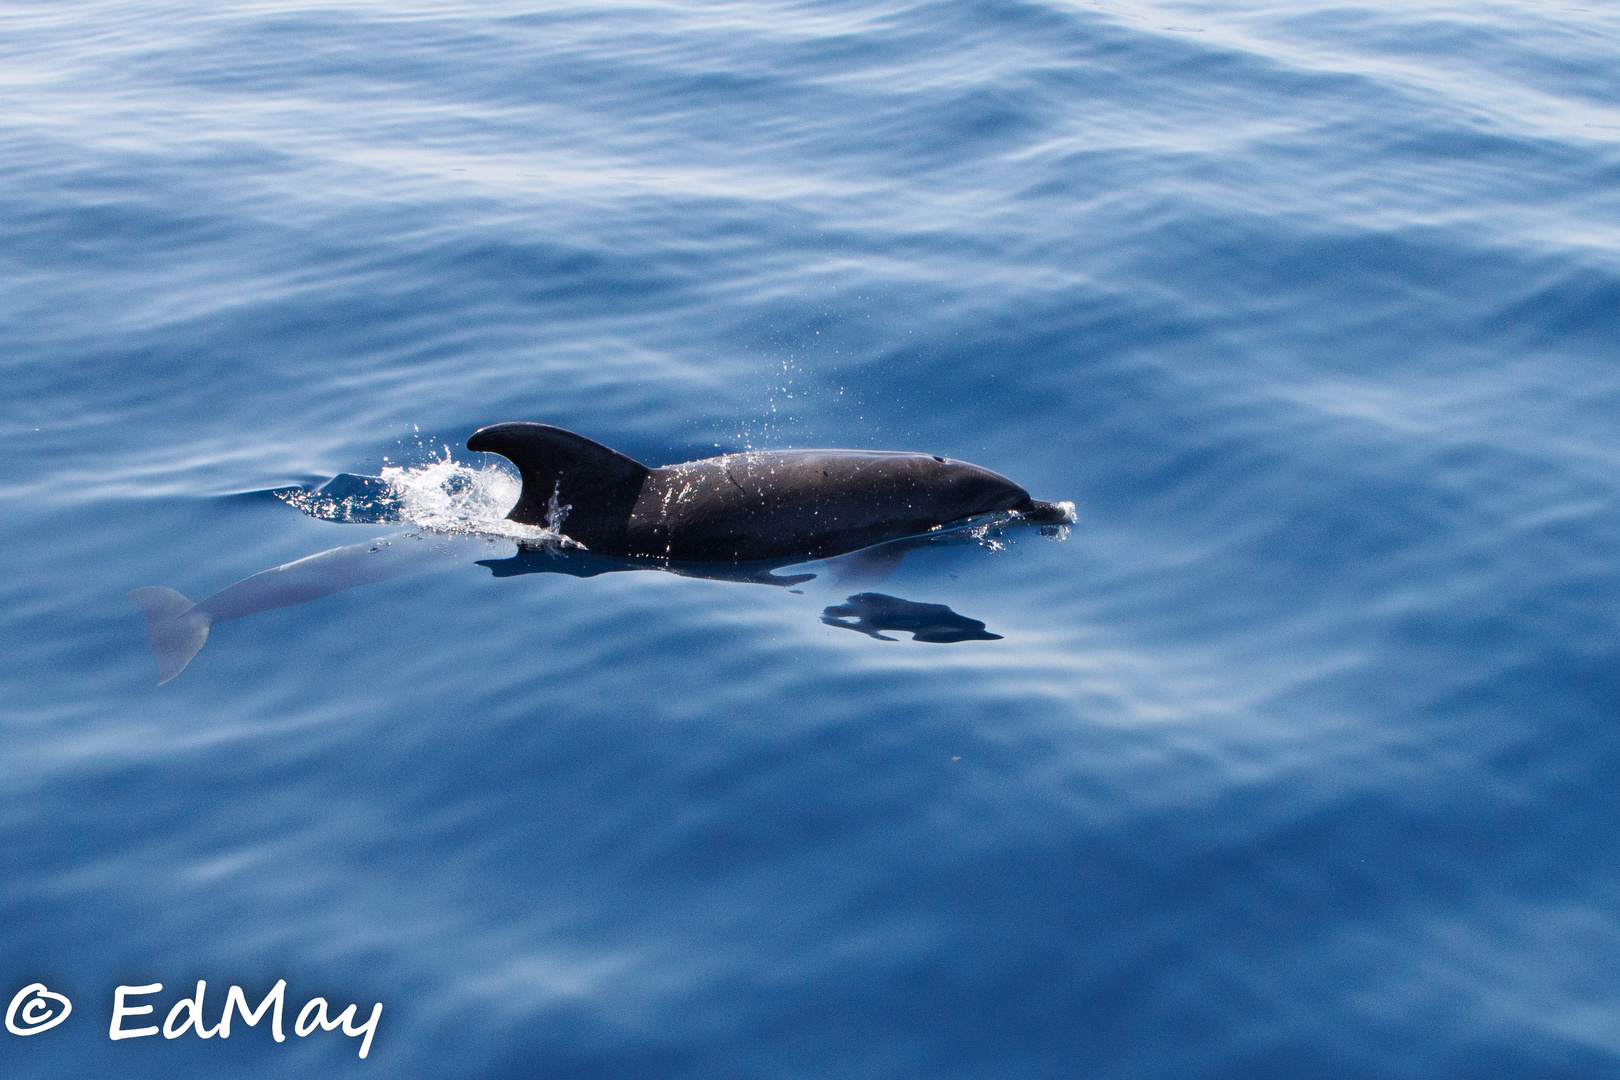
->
127;586;211;685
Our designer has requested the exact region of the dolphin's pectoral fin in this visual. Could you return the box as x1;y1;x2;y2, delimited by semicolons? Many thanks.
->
667;563;816;588
825;545;908;586
127;586;212;684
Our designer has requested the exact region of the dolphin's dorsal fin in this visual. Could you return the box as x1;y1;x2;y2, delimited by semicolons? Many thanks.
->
467;423;650;542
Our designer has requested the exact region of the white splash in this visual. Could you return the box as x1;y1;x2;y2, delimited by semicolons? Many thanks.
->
380;453;507;528
379;452;560;543
543;481;571;533
280;447;564;544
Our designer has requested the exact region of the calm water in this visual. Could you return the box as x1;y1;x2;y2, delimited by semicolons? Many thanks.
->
3;1;1619;1076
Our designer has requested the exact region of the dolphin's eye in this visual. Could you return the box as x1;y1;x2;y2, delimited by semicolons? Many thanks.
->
932;456;946;463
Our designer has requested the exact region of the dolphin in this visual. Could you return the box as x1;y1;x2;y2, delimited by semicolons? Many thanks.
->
466;422;1069;562
129;428;1067;683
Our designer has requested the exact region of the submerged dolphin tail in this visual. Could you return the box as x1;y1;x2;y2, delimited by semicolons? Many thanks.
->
127;586;211;685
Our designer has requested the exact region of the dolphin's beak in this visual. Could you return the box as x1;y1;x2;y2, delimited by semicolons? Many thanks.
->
1021;500;1076;524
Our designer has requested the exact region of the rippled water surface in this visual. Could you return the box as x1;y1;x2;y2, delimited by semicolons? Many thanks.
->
3;1;1619;1076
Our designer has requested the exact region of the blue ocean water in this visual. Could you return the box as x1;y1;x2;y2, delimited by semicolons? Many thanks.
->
3;0;1619;1075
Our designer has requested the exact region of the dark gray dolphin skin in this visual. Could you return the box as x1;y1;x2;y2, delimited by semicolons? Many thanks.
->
466;422;1069;562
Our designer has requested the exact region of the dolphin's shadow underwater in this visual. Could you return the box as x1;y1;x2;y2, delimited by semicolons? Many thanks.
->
130;424;1070;683
820;593;1003;643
